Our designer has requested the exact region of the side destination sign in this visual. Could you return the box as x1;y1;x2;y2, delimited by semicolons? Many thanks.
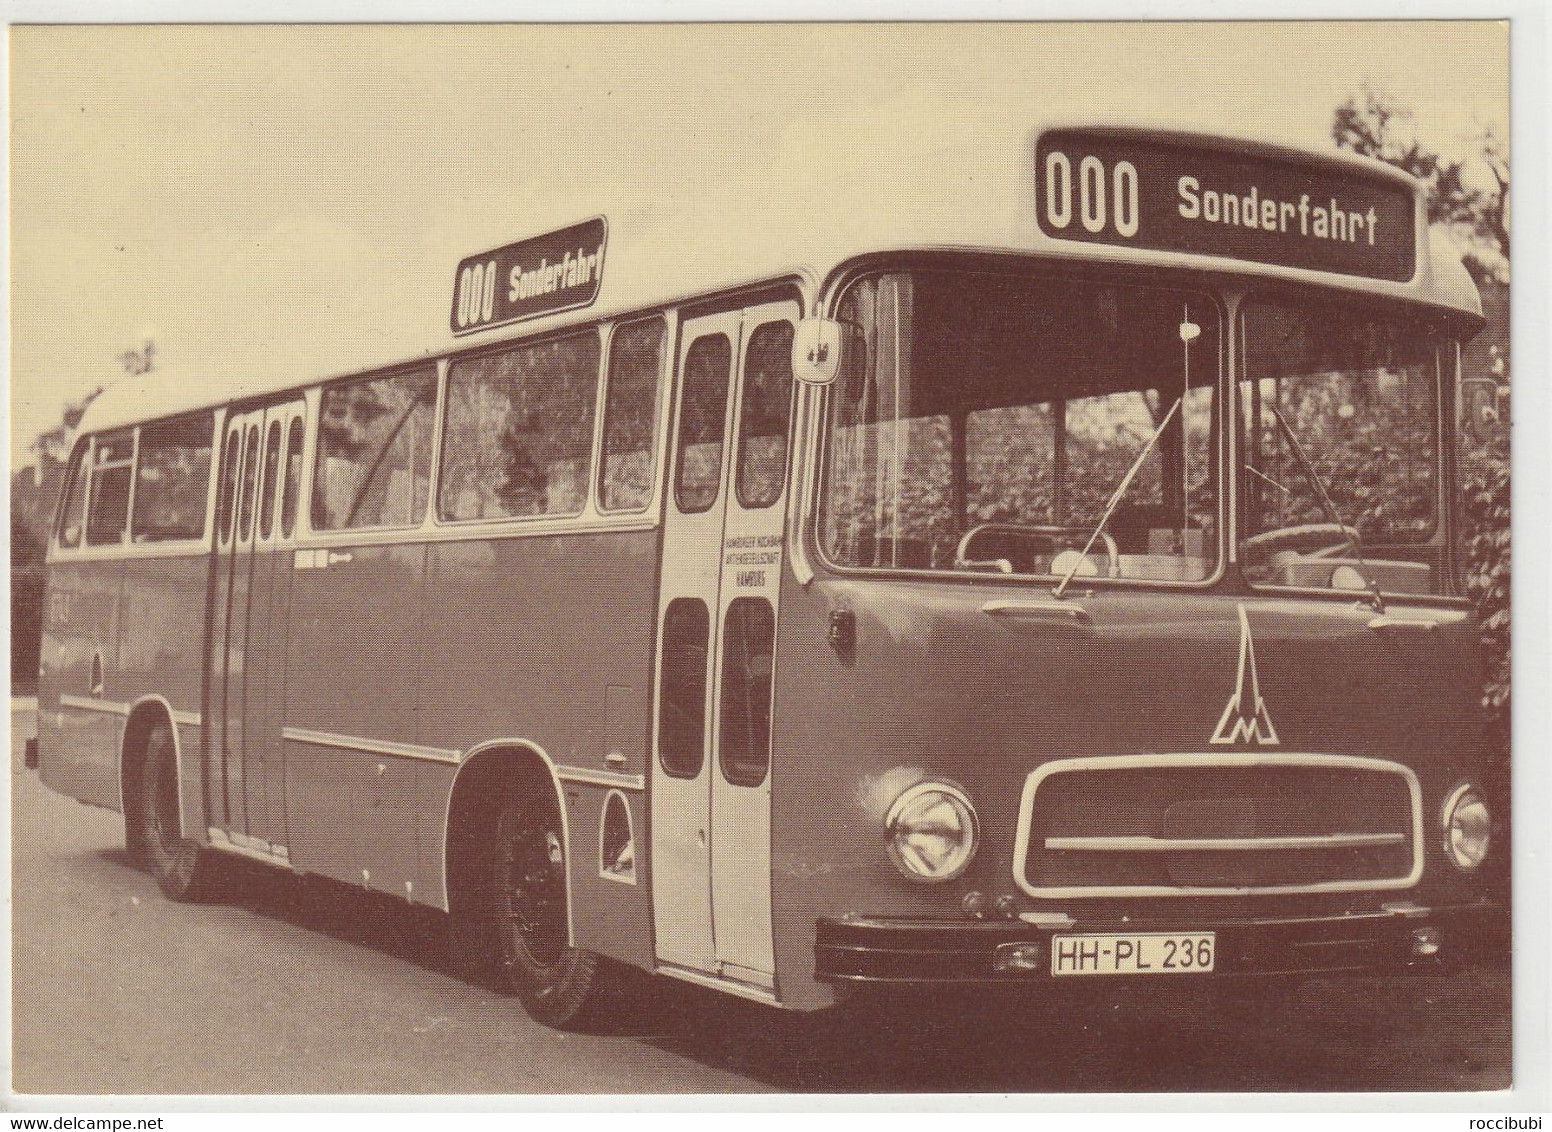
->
451;217;607;335
1034;130;1416;282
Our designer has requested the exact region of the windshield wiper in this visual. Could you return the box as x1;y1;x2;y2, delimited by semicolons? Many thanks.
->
1269;405;1386;614
1053;396;1181;600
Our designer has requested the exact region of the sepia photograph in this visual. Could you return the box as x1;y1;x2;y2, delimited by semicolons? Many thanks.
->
6;16;1529;1104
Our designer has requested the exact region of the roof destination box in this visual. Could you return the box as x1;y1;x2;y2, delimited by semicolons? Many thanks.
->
451;216;608;336
1034;128;1416;282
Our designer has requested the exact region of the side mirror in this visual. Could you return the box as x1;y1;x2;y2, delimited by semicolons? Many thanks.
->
1460;376;1503;439
792;318;866;387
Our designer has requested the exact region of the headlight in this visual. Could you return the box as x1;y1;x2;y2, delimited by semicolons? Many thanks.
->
885;781;979;882
1441;783;1491;870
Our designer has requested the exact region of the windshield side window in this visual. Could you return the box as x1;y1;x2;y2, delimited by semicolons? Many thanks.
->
1238;298;1442;597
820;270;1219;582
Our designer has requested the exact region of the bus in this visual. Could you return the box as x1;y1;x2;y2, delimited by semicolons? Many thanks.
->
33;122;1502;1029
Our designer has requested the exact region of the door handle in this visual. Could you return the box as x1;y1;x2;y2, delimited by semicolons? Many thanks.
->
980;600;1092;627
1366;615;1438;633
327;551;354;566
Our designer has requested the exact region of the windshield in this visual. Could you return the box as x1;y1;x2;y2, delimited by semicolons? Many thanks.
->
1238;298;1445;596
819;269;1220;582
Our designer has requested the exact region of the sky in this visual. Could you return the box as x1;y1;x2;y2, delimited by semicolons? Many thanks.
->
7;21;1510;470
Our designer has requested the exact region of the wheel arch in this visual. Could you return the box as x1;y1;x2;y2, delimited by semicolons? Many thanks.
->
440;738;574;945
119;695;184;852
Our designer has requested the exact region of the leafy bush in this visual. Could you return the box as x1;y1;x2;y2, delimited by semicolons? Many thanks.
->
1460;437;1511;762
10;511;45;693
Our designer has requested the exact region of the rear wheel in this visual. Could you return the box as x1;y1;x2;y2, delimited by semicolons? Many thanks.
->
138;722;218;901
493;783;610;1029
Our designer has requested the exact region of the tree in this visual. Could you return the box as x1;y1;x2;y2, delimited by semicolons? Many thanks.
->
1332;83;1508;282
27;385;104;473
118;339;155;376
10;511;46;689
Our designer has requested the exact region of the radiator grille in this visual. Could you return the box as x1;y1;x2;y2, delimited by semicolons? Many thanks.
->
1013;755;1423;897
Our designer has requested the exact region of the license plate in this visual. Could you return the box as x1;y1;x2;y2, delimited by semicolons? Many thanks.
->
1051;932;1215;976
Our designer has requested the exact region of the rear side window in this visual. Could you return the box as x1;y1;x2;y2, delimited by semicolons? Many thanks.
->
85;430;135;546
658;597;710;779
132;412;214;543
674;335;732;514
440;332;600;522
313;368;437;530
55;443;90;550
598;319;666;512
736;321;795;509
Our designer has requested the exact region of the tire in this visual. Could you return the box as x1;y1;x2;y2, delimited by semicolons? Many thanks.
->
493;782;609;1029
138;722;219;902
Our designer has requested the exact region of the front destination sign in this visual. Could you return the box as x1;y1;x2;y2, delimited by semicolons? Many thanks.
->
1034;129;1416;282
451;216;608;336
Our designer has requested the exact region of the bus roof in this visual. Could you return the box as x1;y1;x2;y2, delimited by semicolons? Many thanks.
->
77;121;1483;438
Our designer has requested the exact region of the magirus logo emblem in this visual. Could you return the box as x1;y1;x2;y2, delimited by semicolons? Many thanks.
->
1211;604;1279;746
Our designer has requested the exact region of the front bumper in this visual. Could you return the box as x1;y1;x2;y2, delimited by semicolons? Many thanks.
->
815;900;1506;984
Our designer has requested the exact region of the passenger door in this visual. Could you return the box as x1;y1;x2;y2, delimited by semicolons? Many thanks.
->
204;402;302;856
651;300;797;987
707;302;796;983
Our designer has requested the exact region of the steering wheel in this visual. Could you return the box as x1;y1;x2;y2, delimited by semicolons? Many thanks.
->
1241;522;1359;561
955;523;1120;578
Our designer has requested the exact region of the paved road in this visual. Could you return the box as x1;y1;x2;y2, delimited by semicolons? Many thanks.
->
11;699;1512;1095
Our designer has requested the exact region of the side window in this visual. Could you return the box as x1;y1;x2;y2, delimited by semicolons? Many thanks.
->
313;368;436;531
55;442;90;550
132;412;214;543
598;318;666;512
217;428;242;546
658;597;709;778
258;418;283;540
719;597;775;787
281;418;305;538
439;332;600;522
85;430;134;546
736;321;795;509
674;334;732;514
237;424;260;541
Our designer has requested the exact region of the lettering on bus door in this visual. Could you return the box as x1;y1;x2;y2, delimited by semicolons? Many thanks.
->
652;300;797;988
204;401;303;857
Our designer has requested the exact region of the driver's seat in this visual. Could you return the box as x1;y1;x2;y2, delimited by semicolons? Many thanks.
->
1108;503;1179;554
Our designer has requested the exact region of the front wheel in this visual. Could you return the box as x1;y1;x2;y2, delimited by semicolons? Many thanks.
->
138;722;219;902
493;784;611;1029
